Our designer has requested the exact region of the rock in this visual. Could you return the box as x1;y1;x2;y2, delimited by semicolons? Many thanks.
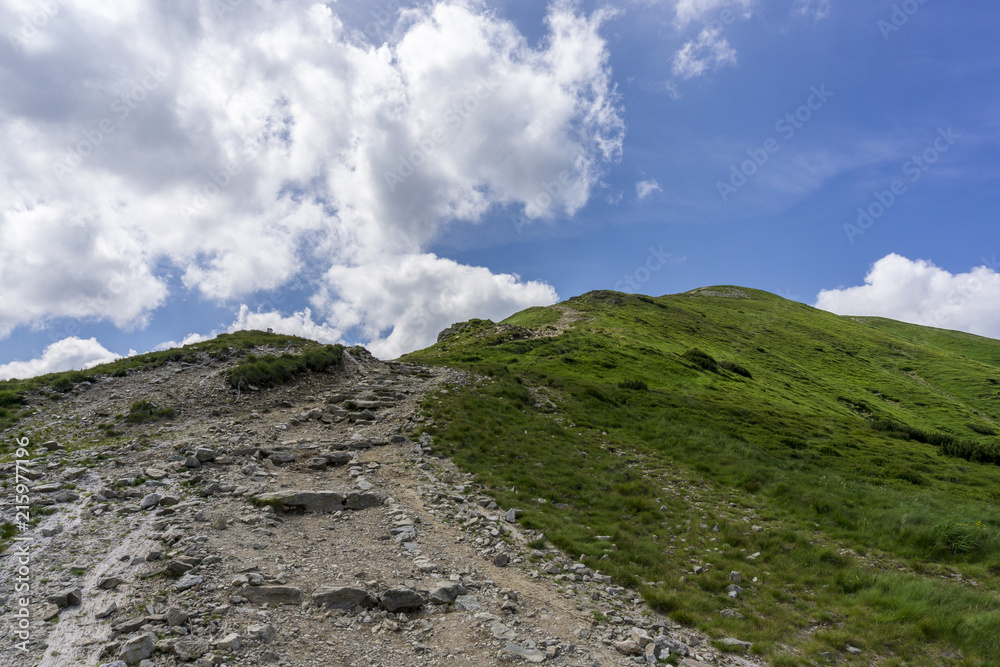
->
248;624;276;643
504;508;523;523
195;447;217;462
40;603;60;620
345;491;381;510
730;571;742;584
252;490;345;513
269;452;296;464
54;490;80;502
173;574;203;591
48;587;82;607
305;457;328;470
173;639;209;660
726;584;744;598
184;456;201;468
720;637;752;649
501;643;546;663
241;586;304;606
613;639;642;656
98;576;123;590
214;633;242;652
428;584;467;604
211;515;228;530
630;627;653;648
493;553;510;567
40;526;63;537
166;607;190;627
326;452;353;466
139;493;161;509
96;601;118;619
119;633;156;664
846;645;863;655
720;608;745;619
379;588;424;612
166;559;194;575
99;662;128;667
491;623;517;640
145;467;167;479
311;586;371;609
679;660;714;667
454;595;480;611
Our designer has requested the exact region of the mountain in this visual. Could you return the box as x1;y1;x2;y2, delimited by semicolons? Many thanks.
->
402;287;1000;665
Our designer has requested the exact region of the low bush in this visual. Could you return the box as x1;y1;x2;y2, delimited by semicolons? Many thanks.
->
126;400;175;424
226;344;345;390
681;348;718;371
719;360;752;378
618;379;648;391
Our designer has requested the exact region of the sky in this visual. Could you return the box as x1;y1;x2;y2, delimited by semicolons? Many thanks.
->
0;0;998;379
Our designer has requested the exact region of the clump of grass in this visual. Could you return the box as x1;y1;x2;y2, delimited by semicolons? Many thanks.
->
618;379;648;391
681;348;718;371
871;418;1000;465
126;400;175;424
718;360;752;378
226;344;345;390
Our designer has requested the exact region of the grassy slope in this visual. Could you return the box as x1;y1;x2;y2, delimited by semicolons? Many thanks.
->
403;287;1000;666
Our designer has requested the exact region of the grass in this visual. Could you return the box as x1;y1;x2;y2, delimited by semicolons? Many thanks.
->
0;331;333;431
403;287;1000;665
226;344;344;390
126;400;176;424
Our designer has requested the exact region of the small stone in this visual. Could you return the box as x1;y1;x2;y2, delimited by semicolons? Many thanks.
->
493;553;510;567
145;467;167;479
630;627;653;648
174;574;204;591
501;643;545;663
48;587;82;608
119;633;156;664
380;588;424;612
720;637;752;649
311;587;371;609
185;456;201;468
98;576;123;590
40;603;60;620
504;508;523;523
53;490;80;503
613;639;642;656
173;639;209;661
211;515;228;530
195;447;217;462
96;601;118;619
139;493;161;509
248;624;276;643
166;607;190;627
846;645;863;655
720;608;745;619
241;586;304;606
214;633;242;652
730;571;742;584
428;584;467;605
454;595;480;611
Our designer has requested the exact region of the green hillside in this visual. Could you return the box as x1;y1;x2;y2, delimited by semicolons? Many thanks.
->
403;287;1000;666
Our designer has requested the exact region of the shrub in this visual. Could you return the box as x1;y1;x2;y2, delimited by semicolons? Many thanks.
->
0;390;23;408
719;360;752;378
969;423;998;436
227;344;345;390
618;379;648;391
681;348;718;371
126;400;176;424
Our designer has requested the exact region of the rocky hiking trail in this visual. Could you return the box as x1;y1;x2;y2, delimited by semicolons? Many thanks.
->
1;348;765;667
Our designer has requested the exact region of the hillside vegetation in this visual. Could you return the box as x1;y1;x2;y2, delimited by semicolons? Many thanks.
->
403;287;1000;666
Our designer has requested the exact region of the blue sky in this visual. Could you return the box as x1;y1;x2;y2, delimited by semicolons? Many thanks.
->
1;0;998;378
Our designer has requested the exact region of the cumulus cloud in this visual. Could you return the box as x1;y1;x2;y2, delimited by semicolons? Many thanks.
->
227;305;343;345
672;25;737;79
0;337;121;381
0;0;623;356
636;179;662;199
815;254;1000;338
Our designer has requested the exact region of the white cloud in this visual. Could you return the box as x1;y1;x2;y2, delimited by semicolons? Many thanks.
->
315;253;558;359
0;337;121;381
815;254;1000;338
636;179;662;199
0;0;623;356
672;25;737;79
792;0;831;21
673;0;753;29
227;305;344;345
152;333;211;351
